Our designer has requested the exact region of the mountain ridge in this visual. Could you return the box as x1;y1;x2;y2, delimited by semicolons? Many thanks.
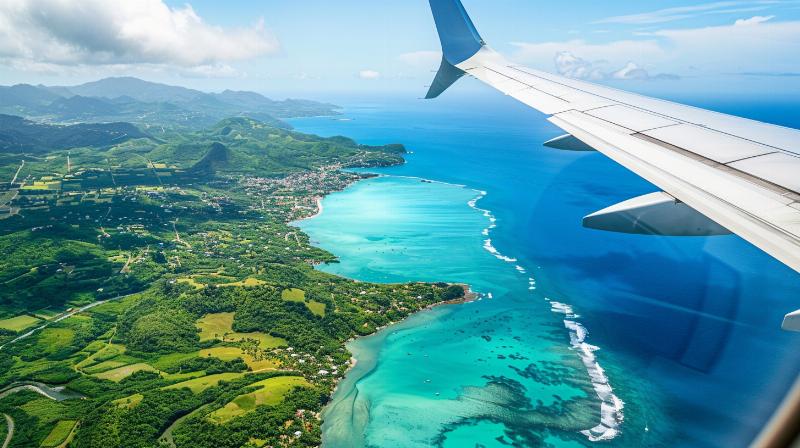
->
0;77;340;130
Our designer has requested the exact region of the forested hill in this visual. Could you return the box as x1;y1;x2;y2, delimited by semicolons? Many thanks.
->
0;77;340;130
0;114;405;182
0;114;148;154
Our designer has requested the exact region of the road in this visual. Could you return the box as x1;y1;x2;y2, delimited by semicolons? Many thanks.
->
0;292;140;351
9;160;24;186
2;413;13;448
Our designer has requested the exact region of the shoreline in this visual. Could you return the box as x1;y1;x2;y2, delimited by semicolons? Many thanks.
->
291;170;484;408
294;171;505;448
320;298;465;447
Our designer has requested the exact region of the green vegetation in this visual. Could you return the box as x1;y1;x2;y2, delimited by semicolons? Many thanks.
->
40;420;78;447
0;315;41;332
208;376;310;424
0;104;460;448
111;393;142;409
196;312;286;349
93;363;159;382
282;288;326;317
164;373;245;394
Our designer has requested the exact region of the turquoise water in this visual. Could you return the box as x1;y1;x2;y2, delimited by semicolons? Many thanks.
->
291;93;800;447
299;176;655;446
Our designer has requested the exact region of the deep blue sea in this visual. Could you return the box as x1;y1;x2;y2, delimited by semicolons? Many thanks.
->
289;89;800;447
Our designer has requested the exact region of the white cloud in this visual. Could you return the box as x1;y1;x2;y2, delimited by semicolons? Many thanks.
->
553;52;606;80
0;0;281;69
734;14;775;25
511;17;800;80
553;52;678;81
358;70;381;80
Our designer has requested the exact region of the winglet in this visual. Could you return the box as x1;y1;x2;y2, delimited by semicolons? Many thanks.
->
426;57;467;99
429;0;485;65
426;0;485;98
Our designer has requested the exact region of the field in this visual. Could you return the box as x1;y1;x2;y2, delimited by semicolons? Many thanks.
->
207;376;310;423
281;288;305;302
196;313;286;349
218;278;267;288
93;363;159;382
0;314;41;332
37;327;75;355
40;420;78;447
281;288;326;317
164;372;245;393
198;347;280;372
111;394;143;409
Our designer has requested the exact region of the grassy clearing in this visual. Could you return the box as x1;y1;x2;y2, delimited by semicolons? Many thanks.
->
19;398;68;424
196;312;286;349
281;288;325;317
306;300;326;317
162;371;206;382
196;312;235;341
75;342;127;372
281;288;305;302
179;276;267;289
177;277;204;289
151;352;198;371
0;314;41;332
218;278;266;288
207;376;310;424
37;327;75;354
93;363;159;382
32;309;61;320
111;394;143;409
40;420;78;447
81;360;129;374
198;347;279;372
163;372;244;394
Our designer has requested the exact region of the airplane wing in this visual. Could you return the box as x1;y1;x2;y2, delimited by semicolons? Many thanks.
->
426;0;800;329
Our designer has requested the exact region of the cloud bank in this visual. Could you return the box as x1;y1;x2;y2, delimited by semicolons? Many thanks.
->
0;0;280;72
512;16;800;81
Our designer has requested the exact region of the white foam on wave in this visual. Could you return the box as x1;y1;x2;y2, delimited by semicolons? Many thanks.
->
470;191;522;264
467;188;623;441
549;300;625;441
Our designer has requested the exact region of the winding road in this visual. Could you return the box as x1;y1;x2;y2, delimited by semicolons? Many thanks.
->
0;292;139;352
2;413;13;448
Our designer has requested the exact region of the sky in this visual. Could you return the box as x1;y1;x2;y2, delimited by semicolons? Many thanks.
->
1;0;799;100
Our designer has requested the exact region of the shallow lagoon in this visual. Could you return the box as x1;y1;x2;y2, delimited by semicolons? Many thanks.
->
298;176;646;447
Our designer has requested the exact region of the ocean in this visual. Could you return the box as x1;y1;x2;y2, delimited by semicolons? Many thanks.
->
289;89;800;447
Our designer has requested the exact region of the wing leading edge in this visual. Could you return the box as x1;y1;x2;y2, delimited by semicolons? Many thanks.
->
426;0;800;329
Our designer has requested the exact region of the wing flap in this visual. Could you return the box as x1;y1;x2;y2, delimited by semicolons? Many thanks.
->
643;125;778;164
728;153;800;193
584;105;679;133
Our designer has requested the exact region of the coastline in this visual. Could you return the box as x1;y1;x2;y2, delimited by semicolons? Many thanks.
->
294;173;484;446
320;301;461;447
